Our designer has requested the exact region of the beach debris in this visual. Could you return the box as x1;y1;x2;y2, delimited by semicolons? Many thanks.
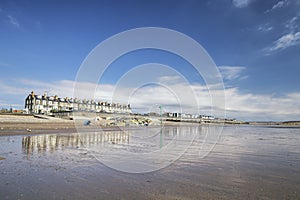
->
0;157;5;160
83;120;91;126
26;128;32;132
129;117;152;126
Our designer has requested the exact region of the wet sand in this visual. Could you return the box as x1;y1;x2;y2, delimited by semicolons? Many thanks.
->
0;119;299;199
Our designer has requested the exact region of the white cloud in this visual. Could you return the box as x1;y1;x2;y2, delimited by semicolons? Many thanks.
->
267;32;300;52
232;0;253;8
224;88;300;121
218;66;247;81
1;78;300;121
7;15;20;28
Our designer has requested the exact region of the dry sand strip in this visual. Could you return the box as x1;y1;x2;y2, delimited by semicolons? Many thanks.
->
0;114;166;136
0;121;139;136
0;114;81;136
0;114;192;136
0;121;76;136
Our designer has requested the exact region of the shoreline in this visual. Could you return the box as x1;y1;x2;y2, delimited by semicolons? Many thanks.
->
1;114;300;136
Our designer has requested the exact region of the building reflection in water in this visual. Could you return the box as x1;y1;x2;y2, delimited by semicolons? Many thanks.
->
22;126;212;158
22;131;130;156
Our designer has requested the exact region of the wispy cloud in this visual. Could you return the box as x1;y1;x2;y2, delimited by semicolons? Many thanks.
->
158;76;183;84
265;0;288;13
285;15;300;32
218;66;247;81
272;0;288;10
9;79;116;102
0;81;28;95
232;0;254;8
0;61;14;68
266;32;300;53
261;1;300;54
7;15;20;28
257;24;273;32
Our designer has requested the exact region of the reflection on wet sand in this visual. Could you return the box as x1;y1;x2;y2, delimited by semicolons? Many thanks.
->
19;126;227;188
1;125;299;199
21;126;207;159
22;131;130;156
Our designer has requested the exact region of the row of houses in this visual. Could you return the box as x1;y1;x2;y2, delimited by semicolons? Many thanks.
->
149;112;216;119
24;91;132;115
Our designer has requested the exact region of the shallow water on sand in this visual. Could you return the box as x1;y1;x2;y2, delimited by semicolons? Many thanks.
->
0;125;299;199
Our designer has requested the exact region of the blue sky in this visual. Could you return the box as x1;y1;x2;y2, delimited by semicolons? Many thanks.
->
0;0;300;121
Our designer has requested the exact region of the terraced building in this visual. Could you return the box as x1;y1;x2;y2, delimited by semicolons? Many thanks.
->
24;91;132;115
